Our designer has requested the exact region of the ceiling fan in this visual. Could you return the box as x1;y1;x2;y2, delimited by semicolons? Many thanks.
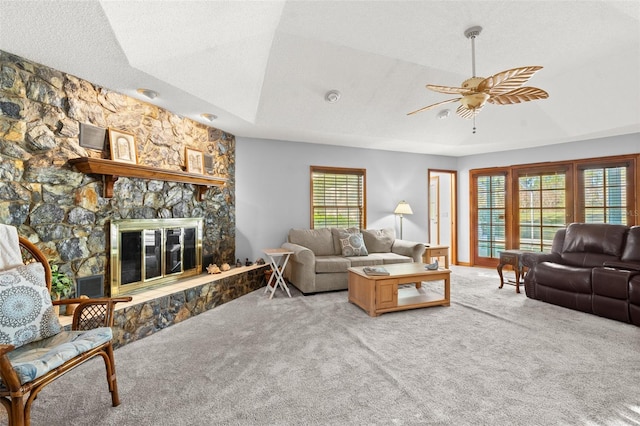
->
408;26;548;132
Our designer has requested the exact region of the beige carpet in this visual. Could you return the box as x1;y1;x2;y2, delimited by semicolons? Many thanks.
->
5;266;640;425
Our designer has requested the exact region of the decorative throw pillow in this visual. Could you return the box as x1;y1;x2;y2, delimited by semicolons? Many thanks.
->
361;228;395;253
0;262;62;348
339;232;369;257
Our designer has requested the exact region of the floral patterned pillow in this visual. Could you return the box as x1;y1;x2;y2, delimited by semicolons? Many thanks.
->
339;231;369;257
0;262;62;348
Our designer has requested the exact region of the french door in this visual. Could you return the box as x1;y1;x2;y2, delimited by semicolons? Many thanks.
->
470;154;637;266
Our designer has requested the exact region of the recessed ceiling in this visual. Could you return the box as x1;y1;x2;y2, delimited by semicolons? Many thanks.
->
1;0;638;156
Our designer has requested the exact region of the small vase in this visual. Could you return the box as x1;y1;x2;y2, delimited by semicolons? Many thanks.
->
53;293;61;316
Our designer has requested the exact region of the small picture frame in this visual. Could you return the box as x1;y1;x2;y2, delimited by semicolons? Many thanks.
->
79;123;106;150
203;154;214;175
185;147;204;174
108;129;137;164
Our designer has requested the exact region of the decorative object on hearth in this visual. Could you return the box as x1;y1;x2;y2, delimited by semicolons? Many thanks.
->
221;263;231;271
50;263;73;314
408;26;548;134
108;128;137;164
236;259;242;268
206;264;221;274
185;147;204;174
393;200;413;240
256;257;265;265
425;259;439;270
64;294;89;316
245;258;252;266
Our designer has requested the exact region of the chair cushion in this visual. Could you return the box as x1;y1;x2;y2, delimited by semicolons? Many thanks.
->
0;263;62;348
361;228;395;253
3;327;113;385
338;231;368;256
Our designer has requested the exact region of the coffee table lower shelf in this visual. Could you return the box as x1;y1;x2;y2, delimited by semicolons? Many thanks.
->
348;263;450;317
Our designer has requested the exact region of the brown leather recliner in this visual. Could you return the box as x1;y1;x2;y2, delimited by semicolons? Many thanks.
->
522;223;640;326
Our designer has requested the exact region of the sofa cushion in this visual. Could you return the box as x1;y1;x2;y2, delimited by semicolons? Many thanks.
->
621;226;640;263
562;222;628;257
289;228;336;256
315;256;351;273
362;228;395;253
368;252;413;265
338;231;368;256
347;256;382;267
0;263;62;349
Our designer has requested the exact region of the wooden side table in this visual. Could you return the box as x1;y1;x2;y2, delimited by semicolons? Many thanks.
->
423;245;449;268
497;250;529;293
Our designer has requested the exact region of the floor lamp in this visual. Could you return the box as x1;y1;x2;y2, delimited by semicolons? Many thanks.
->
394;201;413;240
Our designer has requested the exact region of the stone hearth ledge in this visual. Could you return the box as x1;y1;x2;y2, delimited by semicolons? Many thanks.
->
59;264;269;347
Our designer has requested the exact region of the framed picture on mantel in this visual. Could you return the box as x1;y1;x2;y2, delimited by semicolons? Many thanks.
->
185;147;204;174
108;128;137;164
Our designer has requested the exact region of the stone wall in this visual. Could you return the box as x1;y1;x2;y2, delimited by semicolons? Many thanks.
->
0;50;236;295
112;265;268;347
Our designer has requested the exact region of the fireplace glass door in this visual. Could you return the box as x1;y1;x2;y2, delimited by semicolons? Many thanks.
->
111;218;203;296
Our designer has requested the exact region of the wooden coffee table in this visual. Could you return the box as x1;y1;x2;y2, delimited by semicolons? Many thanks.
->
348;263;450;317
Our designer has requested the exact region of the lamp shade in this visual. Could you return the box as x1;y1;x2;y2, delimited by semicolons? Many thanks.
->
394;201;413;215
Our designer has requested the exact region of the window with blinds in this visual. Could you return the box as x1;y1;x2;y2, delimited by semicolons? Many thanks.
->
475;174;506;259
311;166;366;229
581;165;628;224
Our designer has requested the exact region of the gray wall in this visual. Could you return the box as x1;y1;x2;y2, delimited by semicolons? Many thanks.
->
235;138;456;262
236;133;640;264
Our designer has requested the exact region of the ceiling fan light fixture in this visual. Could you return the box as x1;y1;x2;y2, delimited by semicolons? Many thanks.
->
136;88;158;99
325;90;341;103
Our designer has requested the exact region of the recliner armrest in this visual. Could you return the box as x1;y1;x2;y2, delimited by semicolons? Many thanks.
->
602;261;640;272
521;252;562;268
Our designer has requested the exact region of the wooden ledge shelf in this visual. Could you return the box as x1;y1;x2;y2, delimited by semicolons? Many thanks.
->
68;157;227;199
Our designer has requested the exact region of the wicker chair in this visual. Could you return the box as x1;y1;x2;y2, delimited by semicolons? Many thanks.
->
0;235;131;426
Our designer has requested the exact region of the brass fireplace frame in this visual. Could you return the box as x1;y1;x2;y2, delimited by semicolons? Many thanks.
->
110;218;203;296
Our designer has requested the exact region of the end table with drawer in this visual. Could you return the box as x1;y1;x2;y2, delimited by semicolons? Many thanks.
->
423;245;449;269
497;249;530;293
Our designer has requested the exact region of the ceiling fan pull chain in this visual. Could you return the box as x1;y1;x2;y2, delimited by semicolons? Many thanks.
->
473;115;477;134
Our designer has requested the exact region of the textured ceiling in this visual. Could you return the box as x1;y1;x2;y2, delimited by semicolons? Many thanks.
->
1;0;639;156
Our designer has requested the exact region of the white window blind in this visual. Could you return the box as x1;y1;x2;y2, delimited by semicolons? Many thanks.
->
311;167;365;229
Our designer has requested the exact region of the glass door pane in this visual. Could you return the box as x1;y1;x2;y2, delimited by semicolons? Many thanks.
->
476;175;506;259
518;173;566;252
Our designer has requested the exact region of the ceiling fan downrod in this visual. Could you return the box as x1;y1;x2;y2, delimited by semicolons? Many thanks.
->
465;26;482;78
465;26;482;133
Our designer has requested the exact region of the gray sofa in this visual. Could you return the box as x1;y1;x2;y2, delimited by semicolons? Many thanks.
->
282;227;425;294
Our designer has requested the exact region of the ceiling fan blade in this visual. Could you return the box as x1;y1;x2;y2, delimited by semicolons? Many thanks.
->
479;66;544;95
456;104;483;119
426;84;468;95
407;97;461;115
488;87;549;105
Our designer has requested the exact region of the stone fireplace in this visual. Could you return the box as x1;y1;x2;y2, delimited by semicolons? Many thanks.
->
0;50;270;349
110;218;203;296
